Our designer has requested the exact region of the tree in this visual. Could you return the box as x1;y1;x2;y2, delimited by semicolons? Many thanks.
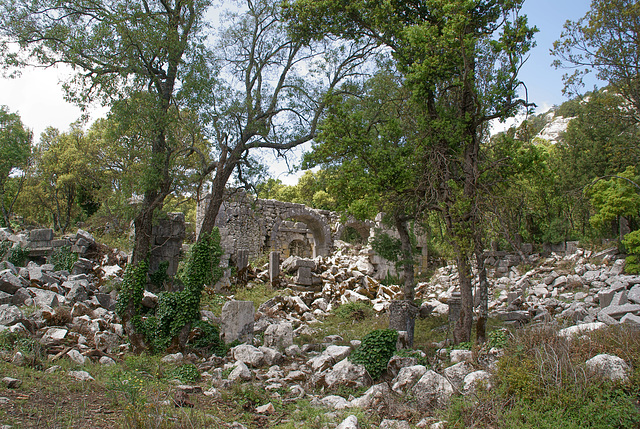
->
0;0;211;264
0;0;213;352
24;124;103;233
194;0;377;239
287;0;536;343
552;0;640;114
303;68;422;300
0;106;31;229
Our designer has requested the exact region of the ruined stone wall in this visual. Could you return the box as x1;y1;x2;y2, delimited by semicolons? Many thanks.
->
196;191;341;264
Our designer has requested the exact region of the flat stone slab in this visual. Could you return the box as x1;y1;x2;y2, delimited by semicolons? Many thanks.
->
599;304;640;319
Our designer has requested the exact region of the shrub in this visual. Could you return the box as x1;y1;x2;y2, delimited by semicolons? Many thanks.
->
170;363;201;383
333;301;373;321
49;246;78;272
350;328;398;379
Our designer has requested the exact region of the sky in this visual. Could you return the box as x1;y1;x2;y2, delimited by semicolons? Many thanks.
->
0;0;599;184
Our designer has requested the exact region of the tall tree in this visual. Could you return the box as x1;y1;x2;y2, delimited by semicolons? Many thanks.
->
195;0;377;239
303;68;422;300
0;0;211;264
552;0;640;113
287;0;536;343
0;106;31;229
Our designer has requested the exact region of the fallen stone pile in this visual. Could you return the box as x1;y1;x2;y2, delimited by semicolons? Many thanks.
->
0;230;637;428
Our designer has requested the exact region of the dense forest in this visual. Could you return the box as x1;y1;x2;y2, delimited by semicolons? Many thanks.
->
1;0;639;345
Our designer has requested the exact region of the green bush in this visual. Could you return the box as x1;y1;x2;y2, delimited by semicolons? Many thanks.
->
333;301;373;321
350;329;398;379
7;245;28;267
170;363;201;383
622;230;640;274
49;246;78;272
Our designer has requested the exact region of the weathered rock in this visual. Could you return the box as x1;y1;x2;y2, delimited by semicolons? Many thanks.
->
0;304;23;326
1;377;22;388
558;322;606;339
585;354;630;382
232;344;264;367
392;365;427;394
443;361;475;391
221;301;254;344
0;270;22;294
320;395;351;410
462;370;493;395
161;352;183;364
94;332;121;354
336;415;359;429
599;304;640;319
450;349;473;364
411;370;454;410
379;420;411;429
621;313;640;326
67;349;87;365
259;346;283;366
264;322;293;350
350;382;391;410
28;287;63;308
228;361;252;382
325;358;372;390
68;370;94;381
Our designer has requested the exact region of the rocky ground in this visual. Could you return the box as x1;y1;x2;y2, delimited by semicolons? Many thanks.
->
0;229;639;428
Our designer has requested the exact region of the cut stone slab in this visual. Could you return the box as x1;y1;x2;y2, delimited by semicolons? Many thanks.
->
0;270;22;294
599;304;640;319
0;304;23;326
221;300;255;344
558;322;606;339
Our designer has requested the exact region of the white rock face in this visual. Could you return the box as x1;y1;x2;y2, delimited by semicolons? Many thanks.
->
450;349;473;364
264;322;293;350
443;361;475;391
536;114;574;143
68;370;94;381
228;361;252;382
336;415;360;429
391;365;427;394
585;354;630;382
411;370;454;410
232;344;265;367
558;322;606;339
324;358;372;390
463;370;493;395
349;382;390;410
320;395;351;410
67;349;87;365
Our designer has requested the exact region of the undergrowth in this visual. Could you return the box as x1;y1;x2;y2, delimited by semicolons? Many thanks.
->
442;324;640;428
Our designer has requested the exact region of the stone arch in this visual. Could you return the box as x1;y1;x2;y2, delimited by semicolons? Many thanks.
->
336;219;373;244
270;207;333;257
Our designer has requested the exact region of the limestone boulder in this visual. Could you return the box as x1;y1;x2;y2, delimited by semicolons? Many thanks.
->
263;322;293;350
411;370;454;410
462;370;493;395
443;361;475;391
0;304;23;326
232;344;264;367
336;415;359;429
350;382;391;410
391;365;427;394
324;358;372;390
585;354;630;382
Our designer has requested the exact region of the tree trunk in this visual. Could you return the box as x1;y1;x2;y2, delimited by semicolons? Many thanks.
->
395;216;415;301
475;249;488;344
453;246;473;344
